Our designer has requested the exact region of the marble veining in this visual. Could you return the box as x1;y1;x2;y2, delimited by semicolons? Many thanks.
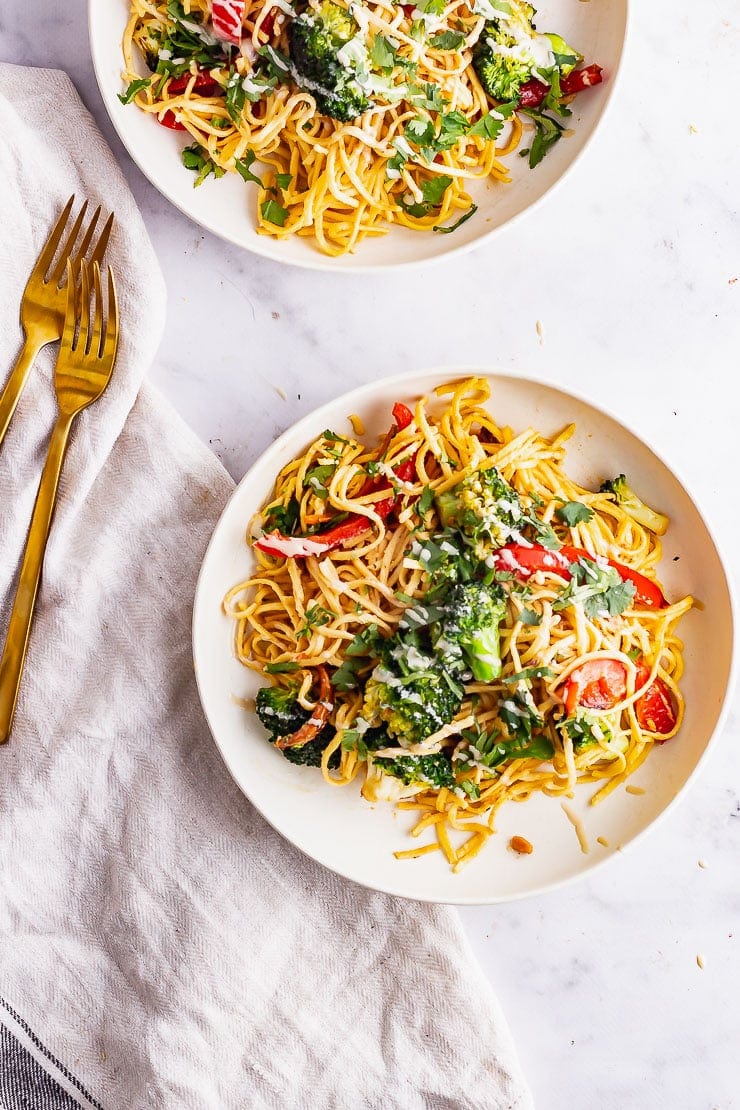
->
3;0;740;1105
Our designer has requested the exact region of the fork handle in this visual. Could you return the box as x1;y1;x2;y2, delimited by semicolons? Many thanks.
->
0;412;74;743
0;335;44;448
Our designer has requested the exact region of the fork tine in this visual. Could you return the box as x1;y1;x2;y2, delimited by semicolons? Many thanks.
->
61;259;79;350
90;262;104;359
89;211;114;269
103;267;119;365
31;195;75;283
72;205;101;268
48;200;88;286
78;260;91;354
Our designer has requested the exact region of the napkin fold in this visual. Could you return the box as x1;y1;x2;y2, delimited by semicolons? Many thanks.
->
0;62;532;1109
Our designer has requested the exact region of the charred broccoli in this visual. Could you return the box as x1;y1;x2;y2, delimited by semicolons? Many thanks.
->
600;475;669;536
373;752;455;789
287;2;370;121
432;580;508;682
255;684;339;768
362;643;462;747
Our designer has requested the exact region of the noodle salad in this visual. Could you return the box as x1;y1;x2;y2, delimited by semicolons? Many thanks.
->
120;0;603;255
224;379;693;872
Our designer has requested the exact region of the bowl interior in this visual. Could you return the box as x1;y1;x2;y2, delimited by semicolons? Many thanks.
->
192;369;735;904
89;0;628;270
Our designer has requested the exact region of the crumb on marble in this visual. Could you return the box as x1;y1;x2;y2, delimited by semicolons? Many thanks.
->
509;835;533;855
698;858;708;869
626;785;645;796
274;385;288;401
696;954;705;970
729;277;738;285
688;123;698;134
536;320;544;346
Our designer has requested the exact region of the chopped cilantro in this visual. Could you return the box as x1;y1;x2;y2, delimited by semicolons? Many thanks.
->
296;604;335;639
118;77;150;104
519;607;542;626
235;150;263;186
369;34;396;71
399;174;453;218
522;110;567;168
275;172;293;189
261;198;289;226
556;501;595;527
417;486;435;516
553;558;636;619
429;30;465;50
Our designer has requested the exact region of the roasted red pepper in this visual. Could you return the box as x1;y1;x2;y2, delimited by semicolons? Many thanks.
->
275;666;333;749
211;0;245;45
392;401;414;430
634;663;677;736
560;64;604;97
493;543;667;610
157;71;221;129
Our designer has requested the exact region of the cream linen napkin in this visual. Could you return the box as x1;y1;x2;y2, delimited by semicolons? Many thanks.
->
0;63;533;1110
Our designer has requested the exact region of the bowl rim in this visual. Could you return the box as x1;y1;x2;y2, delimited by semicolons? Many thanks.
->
88;0;631;273
192;365;738;904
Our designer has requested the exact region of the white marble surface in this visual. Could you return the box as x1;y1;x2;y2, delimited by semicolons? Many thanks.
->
3;0;740;1106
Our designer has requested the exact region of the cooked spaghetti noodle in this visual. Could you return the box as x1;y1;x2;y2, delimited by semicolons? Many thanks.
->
225;378;692;870
121;0;601;254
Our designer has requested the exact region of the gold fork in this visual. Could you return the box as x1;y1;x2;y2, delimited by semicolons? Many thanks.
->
0;259;119;744
0;195;114;447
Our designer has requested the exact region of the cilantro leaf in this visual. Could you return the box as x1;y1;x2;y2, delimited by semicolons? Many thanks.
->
519;607;542;626
235;150;263;186
522;110;566;168
417;486;435;516
261;198;289;226
264;661;301;674
556;501;594;527
369;34;396;71
399;174;453;218
275;172;293;189
430;30;465;50
118;77;150;104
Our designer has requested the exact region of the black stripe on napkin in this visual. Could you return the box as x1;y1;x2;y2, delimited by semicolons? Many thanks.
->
0;997;103;1110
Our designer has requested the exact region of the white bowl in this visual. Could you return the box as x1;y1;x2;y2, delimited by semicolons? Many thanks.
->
192;369;736;904
88;0;628;271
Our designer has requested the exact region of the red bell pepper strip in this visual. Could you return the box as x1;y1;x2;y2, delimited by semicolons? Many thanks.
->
634;663;677;736
157;72;221;129
493;543;667;610
260;8;276;36
517;64;603;111
275;666;333;749
211;0;245;45
392;401;414;430
563;658;627;715
560;64;603;97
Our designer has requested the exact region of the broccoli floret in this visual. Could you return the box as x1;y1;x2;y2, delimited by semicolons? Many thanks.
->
255;684;339;768
256;684;308;737
560;711;611;752
362;646;462;747
432;580;508;682
287;2;371;122
373;752;455;789
436;467;526;553
472;3;580;103
600;475;669;536
473;32;533;102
